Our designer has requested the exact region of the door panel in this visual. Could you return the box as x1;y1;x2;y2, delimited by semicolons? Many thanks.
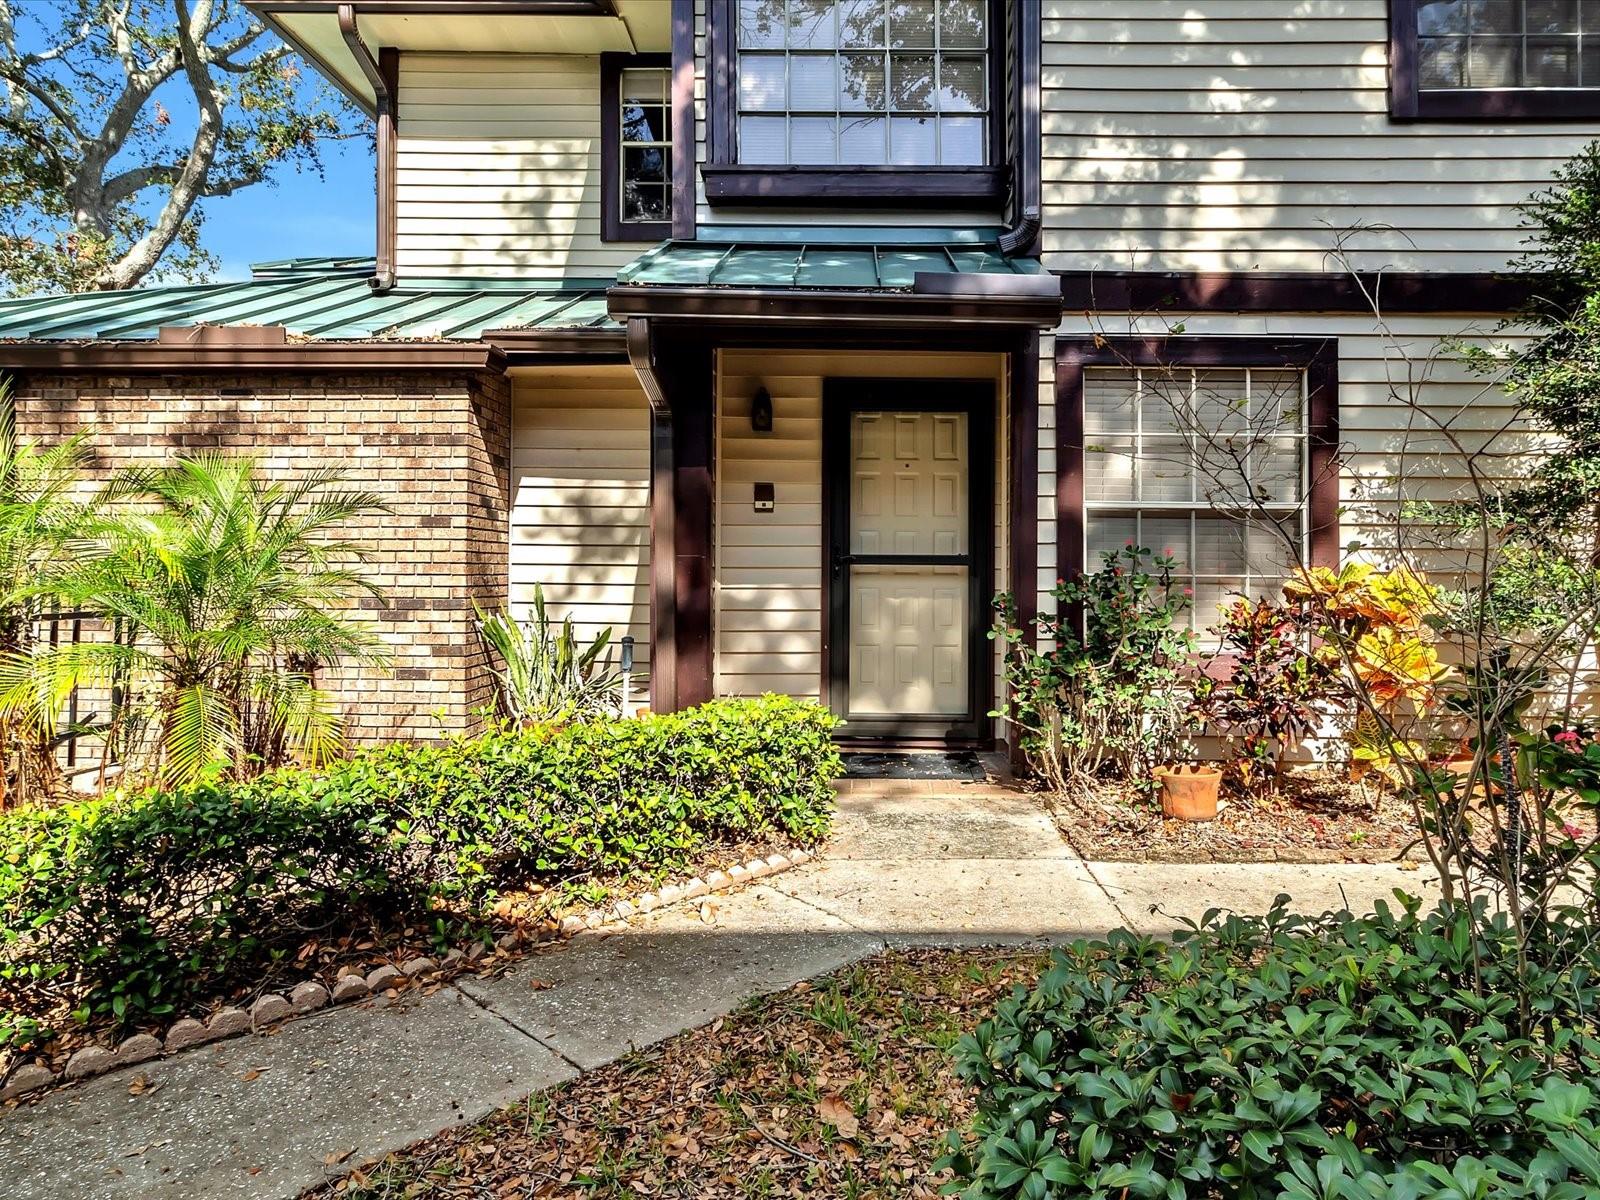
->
847;564;969;716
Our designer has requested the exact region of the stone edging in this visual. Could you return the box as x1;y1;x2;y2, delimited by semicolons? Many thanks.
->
0;846;814;1104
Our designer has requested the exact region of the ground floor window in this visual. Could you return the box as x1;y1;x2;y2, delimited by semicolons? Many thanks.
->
1056;337;1340;634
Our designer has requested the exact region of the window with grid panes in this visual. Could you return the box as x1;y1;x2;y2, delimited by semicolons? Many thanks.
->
1417;0;1600;89
619;66;671;227
1082;367;1309;636
735;0;989;165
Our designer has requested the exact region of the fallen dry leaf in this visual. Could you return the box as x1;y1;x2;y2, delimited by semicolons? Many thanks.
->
323;1148;356;1166
818;1094;859;1139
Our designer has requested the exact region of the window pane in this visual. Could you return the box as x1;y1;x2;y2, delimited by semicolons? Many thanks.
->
889;113;936;162
1528;0;1579;32
939;116;984;164
939;56;985;111
1084;370;1139;434
1467;36;1520;84
839;53;887;109
1084;438;1136;502
790;115;837;162
888;0;935;47
621;68;666;104
1142;516;1191;566
1420;37;1468;86
1586;41;1600;83
839;114;889;162
623;183;668;221
1192;370;1247;435
738;0;786;48
1253;440;1302;504
1138;442;1194;503
839;0;886;47
1585;0;1600;31
624;145;667;183
1140;373;1191;435
623;103;667;144
1248;520;1298;580
740;115;788;161
1469;0;1522;32
740;55;787;110
891;53;935;109
1086;514;1135;570
1194;516;1245;576
789;54;837;109
789;0;838;48
1418;0;1470;35
940;0;986;48
1252;369;1303;433
1528;36;1581;83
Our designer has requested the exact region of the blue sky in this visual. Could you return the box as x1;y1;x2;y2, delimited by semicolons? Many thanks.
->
203;136;375;281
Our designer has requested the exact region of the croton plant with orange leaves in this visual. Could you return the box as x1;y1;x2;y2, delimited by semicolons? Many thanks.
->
1284;562;1453;783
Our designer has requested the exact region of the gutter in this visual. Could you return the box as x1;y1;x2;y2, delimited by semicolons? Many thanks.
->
997;0;1042;260
337;4;398;292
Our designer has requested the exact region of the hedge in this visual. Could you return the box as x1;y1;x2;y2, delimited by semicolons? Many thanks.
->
940;897;1600;1200
0;695;839;1036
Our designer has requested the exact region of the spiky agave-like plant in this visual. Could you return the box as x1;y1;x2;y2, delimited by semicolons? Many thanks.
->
476;586;619;724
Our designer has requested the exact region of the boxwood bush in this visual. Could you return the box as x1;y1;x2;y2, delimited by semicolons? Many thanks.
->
941;896;1600;1200
0;695;838;1035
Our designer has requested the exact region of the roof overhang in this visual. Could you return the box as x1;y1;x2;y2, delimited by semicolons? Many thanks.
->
249;0;669;110
607;276;1064;330
2;340;507;373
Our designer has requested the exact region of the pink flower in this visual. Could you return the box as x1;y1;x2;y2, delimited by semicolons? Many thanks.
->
1565;822;1584;840
1163;547;1174;556
1555;730;1581;746
1183;587;1194;596
1124;538;1135;547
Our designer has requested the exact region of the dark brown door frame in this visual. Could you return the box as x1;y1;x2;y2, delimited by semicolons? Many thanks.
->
821;378;995;744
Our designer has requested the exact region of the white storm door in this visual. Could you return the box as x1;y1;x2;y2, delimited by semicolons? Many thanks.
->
845;410;970;720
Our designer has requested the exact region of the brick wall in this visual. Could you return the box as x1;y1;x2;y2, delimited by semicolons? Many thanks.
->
13;370;512;743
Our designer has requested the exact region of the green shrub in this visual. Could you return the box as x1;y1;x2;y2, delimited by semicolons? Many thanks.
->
941;897;1600;1200
0;695;838;1033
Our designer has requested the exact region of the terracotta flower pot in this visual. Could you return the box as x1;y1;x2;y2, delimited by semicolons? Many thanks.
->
1155;764;1222;821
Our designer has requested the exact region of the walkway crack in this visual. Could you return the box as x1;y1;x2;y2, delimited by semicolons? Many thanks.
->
1078;859;1138;929
448;982;586;1074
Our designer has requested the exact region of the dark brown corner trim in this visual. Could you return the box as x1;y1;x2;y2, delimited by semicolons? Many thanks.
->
1054;336;1341;590
1059;269;1531;314
4;341;507;373
1388;0;1600;122
1009;331;1040;656
670;0;697;241
600;51;672;244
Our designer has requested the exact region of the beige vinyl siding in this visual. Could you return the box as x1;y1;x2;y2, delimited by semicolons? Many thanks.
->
509;366;651;694
1048;313;1540;588
1041;1;1600;273
395;53;654;279
714;350;1009;719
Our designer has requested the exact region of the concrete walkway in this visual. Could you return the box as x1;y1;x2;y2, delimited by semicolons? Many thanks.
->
0;784;1428;1200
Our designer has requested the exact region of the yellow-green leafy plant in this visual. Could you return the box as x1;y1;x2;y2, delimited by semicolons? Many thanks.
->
476;585;619;723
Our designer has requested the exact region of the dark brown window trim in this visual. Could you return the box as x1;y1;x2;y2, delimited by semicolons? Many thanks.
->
671;0;697;240
1054;337;1341;591
1059;269;1531;314
1388;0;1600;122
704;0;1008;205
600;51;672;244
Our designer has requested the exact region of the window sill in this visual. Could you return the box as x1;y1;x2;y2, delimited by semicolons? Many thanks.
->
700;164;1008;208
1393;87;1600;122
601;217;671;245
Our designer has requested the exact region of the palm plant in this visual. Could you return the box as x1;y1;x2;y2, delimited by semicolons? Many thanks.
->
0;376;100;805
477;586;619;723
3;455;390;785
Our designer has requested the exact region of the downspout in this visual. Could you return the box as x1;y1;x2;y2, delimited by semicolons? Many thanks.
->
997;0;1041;259
627;317;677;713
338;4;398;292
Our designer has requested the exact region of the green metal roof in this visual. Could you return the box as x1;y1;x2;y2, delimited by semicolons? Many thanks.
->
0;257;618;342
616;231;1044;290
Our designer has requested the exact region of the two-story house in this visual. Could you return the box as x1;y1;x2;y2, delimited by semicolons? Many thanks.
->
0;0;1592;749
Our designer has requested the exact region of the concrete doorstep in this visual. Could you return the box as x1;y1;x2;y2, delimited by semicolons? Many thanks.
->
0;787;1432;1200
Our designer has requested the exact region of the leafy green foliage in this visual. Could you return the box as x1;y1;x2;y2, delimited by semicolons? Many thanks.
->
0;695;838;1031
0;455;390;785
0;1;360;293
941;897;1600;1200
476;587;620;723
993;546;1195;792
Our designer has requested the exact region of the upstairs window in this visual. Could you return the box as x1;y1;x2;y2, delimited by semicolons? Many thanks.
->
601;54;672;242
734;0;990;166
1391;0;1600;119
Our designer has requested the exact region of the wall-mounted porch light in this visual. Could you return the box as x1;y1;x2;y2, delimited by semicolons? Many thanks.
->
750;386;773;433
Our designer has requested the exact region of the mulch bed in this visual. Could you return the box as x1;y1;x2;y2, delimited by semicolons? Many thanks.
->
305;948;1047;1200
1049;771;1426;863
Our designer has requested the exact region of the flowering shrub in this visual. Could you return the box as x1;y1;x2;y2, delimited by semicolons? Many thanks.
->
993;546;1194;792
